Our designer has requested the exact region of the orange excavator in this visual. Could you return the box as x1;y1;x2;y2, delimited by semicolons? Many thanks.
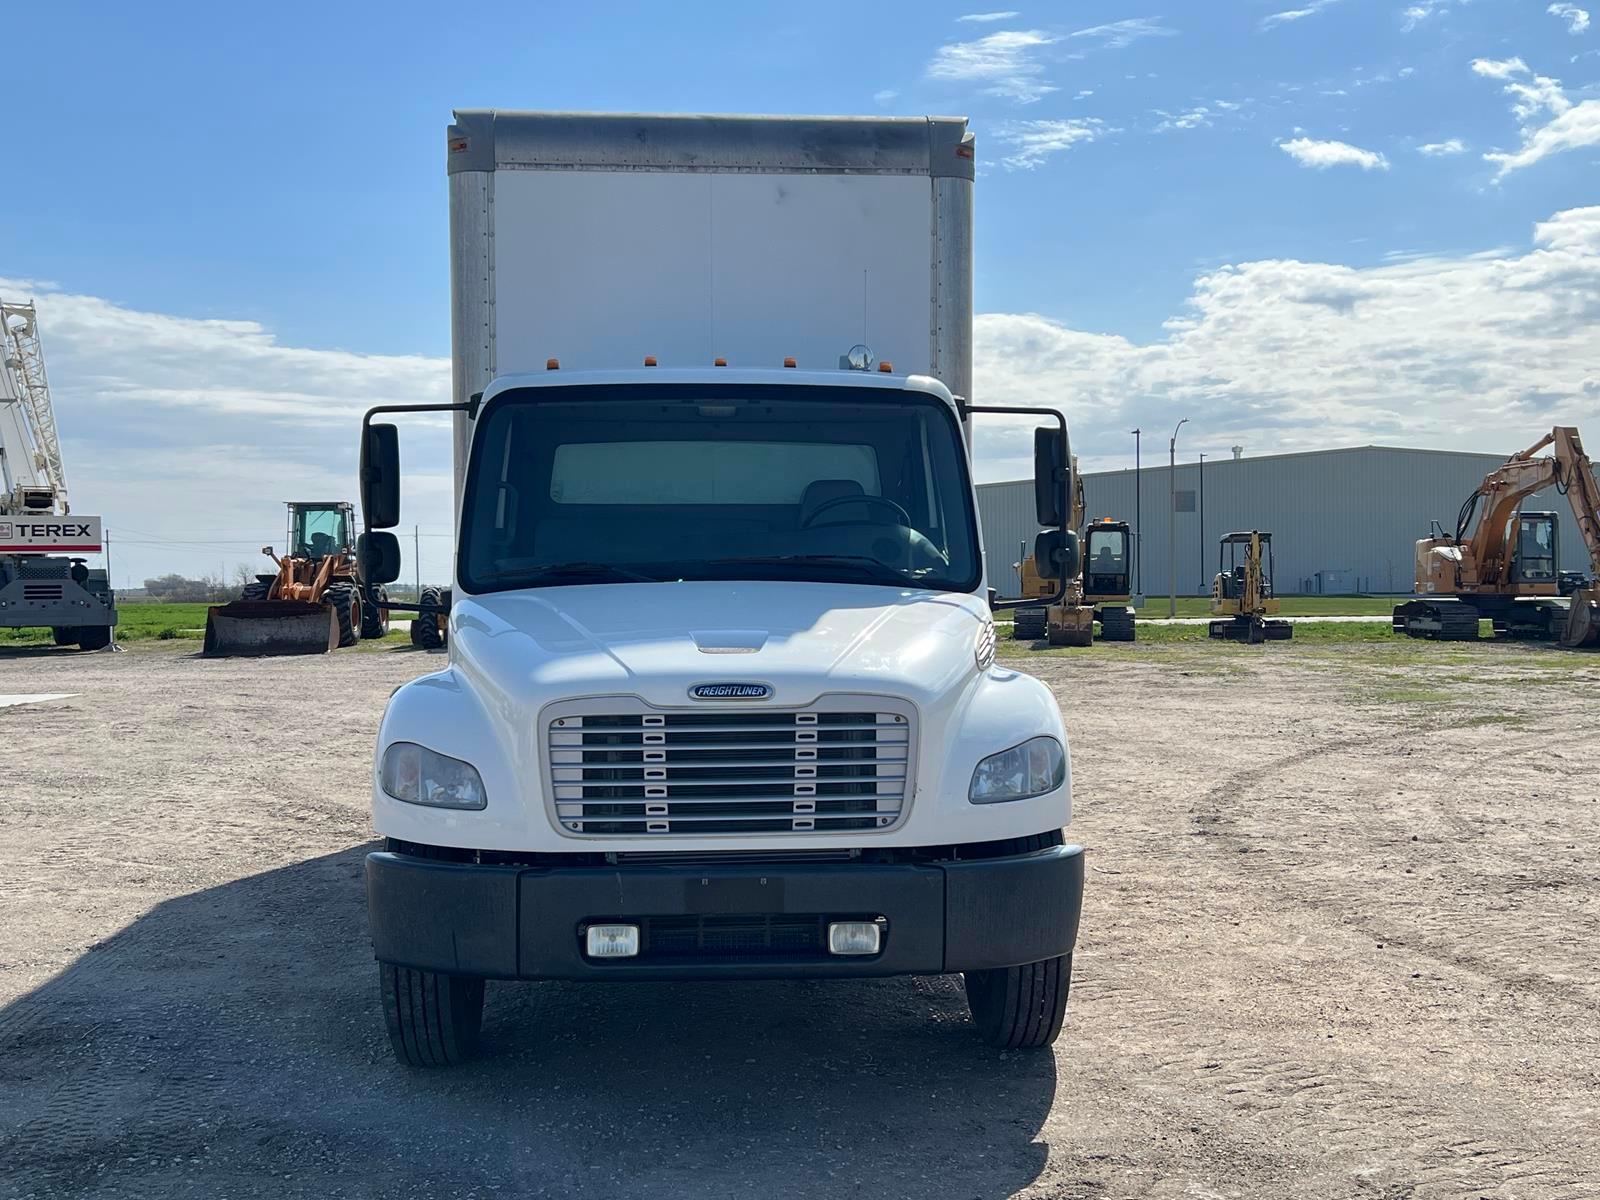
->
1393;427;1600;647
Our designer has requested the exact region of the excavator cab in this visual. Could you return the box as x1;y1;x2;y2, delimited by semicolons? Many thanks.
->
1508;512;1558;585
1082;520;1131;601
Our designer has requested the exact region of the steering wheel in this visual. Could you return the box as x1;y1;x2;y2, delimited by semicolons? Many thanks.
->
800;494;912;529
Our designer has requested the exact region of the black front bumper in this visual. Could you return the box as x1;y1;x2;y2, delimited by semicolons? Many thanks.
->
366;843;1084;981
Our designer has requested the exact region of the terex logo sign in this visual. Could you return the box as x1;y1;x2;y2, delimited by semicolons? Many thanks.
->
689;682;773;701
0;516;104;553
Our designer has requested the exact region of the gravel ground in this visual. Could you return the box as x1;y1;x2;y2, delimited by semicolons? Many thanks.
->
2;639;1598;1198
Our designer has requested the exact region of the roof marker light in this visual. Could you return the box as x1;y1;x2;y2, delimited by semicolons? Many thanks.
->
783;357;797;368
878;361;893;373
714;357;727;367
546;358;560;370
644;356;657;367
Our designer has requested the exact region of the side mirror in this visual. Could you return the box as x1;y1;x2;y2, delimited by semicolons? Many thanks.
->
361;423;401;529
357;531;402;585
1033;426;1069;527
1034;528;1080;583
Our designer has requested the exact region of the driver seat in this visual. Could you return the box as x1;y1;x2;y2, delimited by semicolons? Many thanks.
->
798;479;872;526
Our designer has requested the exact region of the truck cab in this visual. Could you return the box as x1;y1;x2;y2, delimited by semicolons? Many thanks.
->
357;112;1084;1066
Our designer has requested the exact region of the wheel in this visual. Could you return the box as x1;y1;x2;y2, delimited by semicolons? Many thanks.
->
360;584;390;639
51;627;76;646
76;625;113;651
1012;608;1047;640
323;582;359;648
411;586;446;650
1097;606;1135;642
241;581;270;601
965;954;1072;1049
379;962;484;1067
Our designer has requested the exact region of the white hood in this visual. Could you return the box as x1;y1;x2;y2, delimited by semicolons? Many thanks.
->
452;580;989;709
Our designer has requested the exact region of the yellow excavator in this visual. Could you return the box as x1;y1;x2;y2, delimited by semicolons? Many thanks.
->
1209;531;1292;643
1392;426;1600;647
1011;456;1136;644
1013;456;1090;645
203;501;389;656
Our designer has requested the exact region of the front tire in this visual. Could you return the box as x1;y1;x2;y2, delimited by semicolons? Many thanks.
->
380;962;484;1068
323;582;359;648
51;626;76;646
360;584;389;639
76;625;113;652
410;585;446;650
964;953;1072;1049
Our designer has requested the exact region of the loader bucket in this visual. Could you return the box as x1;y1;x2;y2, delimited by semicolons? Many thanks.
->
202;600;340;657
1559;592;1600;649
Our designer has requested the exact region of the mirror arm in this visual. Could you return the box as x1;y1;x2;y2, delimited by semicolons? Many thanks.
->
960;402;1073;612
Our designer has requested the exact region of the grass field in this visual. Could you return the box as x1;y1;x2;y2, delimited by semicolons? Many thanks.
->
1119;594;1400;618
1;602;411;646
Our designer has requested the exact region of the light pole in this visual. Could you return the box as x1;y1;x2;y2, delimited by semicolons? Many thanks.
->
1168;418;1188;618
1131;428;1142;596
1198;452;1206;595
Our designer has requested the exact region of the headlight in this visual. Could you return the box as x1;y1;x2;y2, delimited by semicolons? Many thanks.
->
969;736;1065;804
380;742;487;810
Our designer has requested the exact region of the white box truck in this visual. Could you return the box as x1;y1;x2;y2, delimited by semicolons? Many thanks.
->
357;111;1085;1066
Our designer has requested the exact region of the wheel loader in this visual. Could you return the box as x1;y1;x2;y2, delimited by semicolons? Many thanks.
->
1208;531;1292;643
203;501;389;656
1392;427;1600;648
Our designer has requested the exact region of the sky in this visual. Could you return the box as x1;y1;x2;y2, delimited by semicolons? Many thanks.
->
2;0;1598;588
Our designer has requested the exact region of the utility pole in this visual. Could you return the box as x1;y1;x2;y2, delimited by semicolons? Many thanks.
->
1198;452;1206;595
1131;428;1141;596
414;525;421;600
1168;418;1188;618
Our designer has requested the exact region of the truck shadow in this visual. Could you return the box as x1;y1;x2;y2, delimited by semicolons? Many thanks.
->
0;847;1057;1199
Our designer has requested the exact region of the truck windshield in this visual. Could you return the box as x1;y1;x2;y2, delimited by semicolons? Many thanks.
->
459;384;981;593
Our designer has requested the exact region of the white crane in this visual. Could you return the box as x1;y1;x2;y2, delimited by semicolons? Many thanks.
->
1;298;68;515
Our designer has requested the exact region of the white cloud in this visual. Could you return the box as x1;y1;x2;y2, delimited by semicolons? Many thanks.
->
925;29;1059;102
970;207;1600;478
1068;17;1177;49
958;10;1019;21
995;119;1110;168
1154;106;1212;133
1418;138;1467;155
1548;2;1591;33
1261;0;1341;29
1400;0;1461;30
873;88;899;104
1471;56;1600;178
1278;136;1390;169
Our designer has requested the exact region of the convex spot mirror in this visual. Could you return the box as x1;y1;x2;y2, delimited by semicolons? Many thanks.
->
1034;528;1080;583
357;532;402;585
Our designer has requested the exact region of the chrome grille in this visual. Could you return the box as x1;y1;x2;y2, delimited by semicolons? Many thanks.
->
546;699;914;837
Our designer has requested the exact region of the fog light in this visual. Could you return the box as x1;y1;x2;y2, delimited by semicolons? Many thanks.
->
827;920;882;956
585;924;640;958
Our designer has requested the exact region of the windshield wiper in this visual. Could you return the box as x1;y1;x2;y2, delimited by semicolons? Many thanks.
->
705;555;914;585
480;562;659;584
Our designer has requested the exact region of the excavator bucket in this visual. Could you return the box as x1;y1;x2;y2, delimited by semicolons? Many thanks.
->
1559;590;1600;649
202;600;339;657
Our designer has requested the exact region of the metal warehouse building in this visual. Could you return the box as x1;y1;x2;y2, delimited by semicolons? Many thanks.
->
977;445;1591;599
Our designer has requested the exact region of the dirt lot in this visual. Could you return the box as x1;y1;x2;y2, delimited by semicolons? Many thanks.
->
2;638;1598;1199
